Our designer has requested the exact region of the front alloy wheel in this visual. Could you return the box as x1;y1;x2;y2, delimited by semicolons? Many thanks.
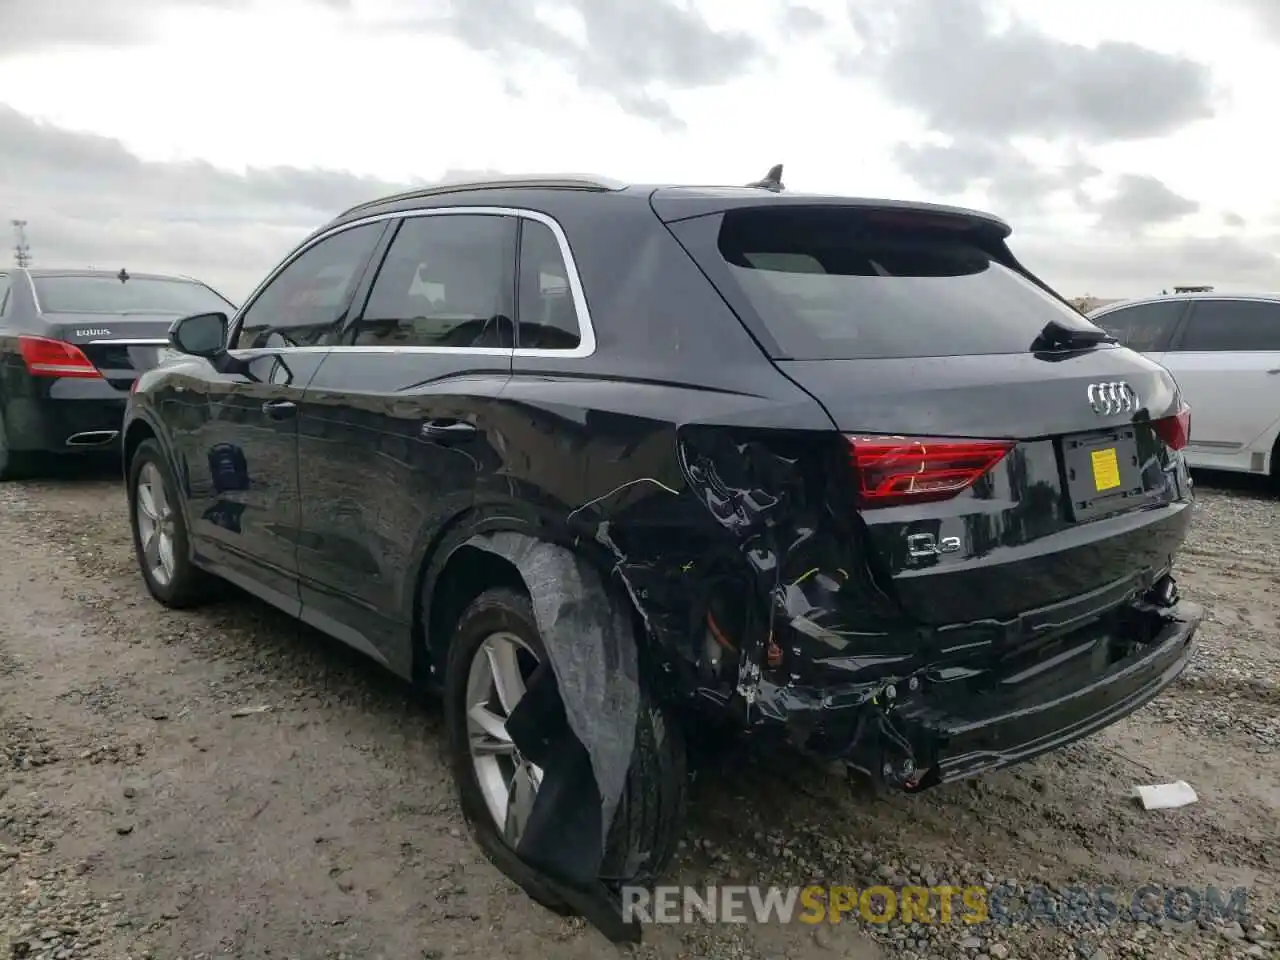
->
127;438;217;608
135;461;177;586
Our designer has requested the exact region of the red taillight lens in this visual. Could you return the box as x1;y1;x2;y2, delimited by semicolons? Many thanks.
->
848;434;1014;508
1152;406;1190;451
18;335;102;379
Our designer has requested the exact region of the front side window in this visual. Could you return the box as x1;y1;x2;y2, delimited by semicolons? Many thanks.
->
1092;300;1184;353
517;220;582;350
347;214;517;349
1176;300;1280;352
234;222;383;349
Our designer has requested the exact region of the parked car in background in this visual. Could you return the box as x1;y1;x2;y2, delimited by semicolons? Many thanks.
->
122;172;1201;936
1089;292;1280;482
0;268;236;479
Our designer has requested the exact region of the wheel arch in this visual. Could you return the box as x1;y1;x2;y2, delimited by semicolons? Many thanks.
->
410;508;648;690
122;416;157;473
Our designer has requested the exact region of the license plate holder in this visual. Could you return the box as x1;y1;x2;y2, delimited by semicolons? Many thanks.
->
1061;426;1144;522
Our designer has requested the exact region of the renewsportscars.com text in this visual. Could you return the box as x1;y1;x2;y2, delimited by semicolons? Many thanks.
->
620;883;1250;927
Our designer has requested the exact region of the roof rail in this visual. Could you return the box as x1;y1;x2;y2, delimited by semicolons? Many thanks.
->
339;174;628;218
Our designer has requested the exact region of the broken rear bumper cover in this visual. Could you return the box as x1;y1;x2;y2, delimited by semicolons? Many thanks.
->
760;598;1203;791
901;599;1201;786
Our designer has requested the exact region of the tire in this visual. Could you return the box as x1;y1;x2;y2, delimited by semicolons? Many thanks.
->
0;410;35;481
127;438;218;608
1271;434;1280;492
443;587;686;915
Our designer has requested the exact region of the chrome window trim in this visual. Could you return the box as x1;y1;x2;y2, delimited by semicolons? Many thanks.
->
228;206;597;360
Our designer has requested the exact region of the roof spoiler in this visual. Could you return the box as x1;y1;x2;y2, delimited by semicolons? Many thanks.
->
745;163;785;193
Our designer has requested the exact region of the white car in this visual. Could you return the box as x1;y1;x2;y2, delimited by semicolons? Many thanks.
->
1088;293;1280;480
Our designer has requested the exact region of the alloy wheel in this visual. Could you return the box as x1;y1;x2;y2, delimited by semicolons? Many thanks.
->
135;461;177;587
465;630;544;847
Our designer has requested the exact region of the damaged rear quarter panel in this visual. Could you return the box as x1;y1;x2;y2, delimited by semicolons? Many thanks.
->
440;198;924;740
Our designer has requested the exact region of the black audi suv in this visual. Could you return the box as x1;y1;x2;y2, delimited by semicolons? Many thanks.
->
122;172;1201;937
0;267;235;479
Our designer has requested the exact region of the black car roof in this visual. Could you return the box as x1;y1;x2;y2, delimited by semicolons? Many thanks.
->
321;174;1013;239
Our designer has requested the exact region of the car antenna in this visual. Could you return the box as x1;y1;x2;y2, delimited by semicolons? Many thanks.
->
117;268;130;283
745;163;785;193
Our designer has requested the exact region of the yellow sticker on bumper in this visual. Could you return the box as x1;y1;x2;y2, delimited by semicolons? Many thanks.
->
1091;447;1121;491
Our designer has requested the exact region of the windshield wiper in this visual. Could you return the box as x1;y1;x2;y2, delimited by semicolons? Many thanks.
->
1031;319;1116;352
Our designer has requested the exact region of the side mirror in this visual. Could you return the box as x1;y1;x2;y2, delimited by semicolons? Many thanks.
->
170;312;228;358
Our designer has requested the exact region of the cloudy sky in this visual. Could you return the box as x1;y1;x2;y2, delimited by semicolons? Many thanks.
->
1;0;1277;301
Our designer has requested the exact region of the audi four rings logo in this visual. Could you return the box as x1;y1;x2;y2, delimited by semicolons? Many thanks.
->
1087;381;1139;417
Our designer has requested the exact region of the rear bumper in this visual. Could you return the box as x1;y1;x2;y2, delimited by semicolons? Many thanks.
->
910;599;1200;785
750;592;1201;789
3;392;127;453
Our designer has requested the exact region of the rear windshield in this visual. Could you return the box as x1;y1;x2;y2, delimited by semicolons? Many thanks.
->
33;276;233;315
688;207;1103;360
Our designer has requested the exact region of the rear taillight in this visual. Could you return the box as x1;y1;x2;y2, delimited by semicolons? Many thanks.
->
848;434;1013;508
18;335;101;379
1152;406;1191;451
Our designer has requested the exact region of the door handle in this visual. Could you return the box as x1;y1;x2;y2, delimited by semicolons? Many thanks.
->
420;419;478;443
261;399;298;420
1267;368;1280;375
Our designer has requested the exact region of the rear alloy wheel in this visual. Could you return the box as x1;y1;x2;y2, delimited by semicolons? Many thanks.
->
444;587;685;915
466;630;545;846
127;439;218;608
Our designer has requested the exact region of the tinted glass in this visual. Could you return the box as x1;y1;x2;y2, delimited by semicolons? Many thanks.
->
348;215;517;349
0;275;9;316
517;220;581;350
1177;300;1280;352
687;207;1105;360
1092;300;1183;352
235;223;382;349
31;276;232;315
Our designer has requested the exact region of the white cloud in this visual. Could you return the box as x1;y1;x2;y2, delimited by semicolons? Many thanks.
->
0;0;1276;299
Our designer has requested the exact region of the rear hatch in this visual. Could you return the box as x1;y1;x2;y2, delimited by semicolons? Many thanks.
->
31;274;234;389
660;197;1194;627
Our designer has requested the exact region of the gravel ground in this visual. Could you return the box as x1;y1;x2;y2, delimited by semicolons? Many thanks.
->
1;464;1276;960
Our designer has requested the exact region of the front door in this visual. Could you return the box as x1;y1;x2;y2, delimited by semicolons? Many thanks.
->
181;221;388;609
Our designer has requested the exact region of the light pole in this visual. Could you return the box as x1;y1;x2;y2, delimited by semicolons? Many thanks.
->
12;220;31;268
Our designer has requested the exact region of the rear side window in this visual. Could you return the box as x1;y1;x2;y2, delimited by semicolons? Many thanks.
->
1092;300;1183;352
676;207;1105;360
349;214;517;349
0;275;9;317
1175;300;1280;352
517;220;581;350
235;222;383;349
31;275;232;315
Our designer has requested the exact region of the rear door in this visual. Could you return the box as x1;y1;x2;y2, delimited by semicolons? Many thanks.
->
175;221;388;609
1158;299;1280;458
664;201;1193;627
293;210;518;671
